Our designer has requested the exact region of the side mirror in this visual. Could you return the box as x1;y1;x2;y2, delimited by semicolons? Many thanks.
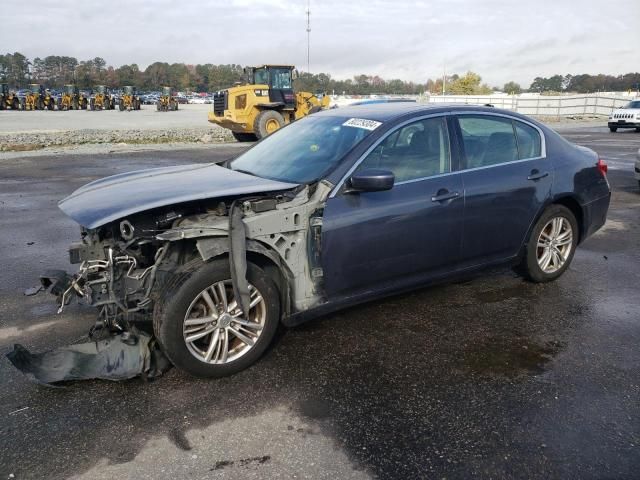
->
348;169;395;193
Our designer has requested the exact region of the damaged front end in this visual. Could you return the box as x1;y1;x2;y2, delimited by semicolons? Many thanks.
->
47;222;171;333
13;166;333;383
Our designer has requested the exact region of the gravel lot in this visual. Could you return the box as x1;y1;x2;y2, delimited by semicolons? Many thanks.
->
0;126;638;479
0;104;233;151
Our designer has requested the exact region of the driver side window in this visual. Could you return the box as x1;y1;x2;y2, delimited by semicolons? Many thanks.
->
356;116;451;183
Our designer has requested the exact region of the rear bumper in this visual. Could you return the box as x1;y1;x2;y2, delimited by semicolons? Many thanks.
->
207;112;250;133
581;193;611;241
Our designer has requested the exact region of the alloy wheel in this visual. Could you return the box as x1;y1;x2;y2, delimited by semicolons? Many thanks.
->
183;280;266;364
536;216;573;274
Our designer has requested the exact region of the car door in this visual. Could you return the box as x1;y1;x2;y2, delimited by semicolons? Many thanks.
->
321;115;465;297
454;113;552;266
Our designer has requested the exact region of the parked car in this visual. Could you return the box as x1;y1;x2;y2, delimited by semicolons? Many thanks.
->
608;100;640;132
43;104;611;378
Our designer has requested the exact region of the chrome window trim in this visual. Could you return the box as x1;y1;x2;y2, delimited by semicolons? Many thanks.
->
453;110;547;161
329;112;451;198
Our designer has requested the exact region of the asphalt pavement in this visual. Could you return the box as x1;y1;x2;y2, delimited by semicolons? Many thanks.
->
0;126;638;479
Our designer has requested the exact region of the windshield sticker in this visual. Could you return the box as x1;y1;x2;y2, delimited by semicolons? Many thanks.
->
343;118;382;131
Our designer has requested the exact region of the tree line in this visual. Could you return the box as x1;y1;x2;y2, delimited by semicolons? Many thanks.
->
1;52;639;95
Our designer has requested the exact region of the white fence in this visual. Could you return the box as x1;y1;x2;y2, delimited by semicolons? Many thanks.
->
330;93;637;117
423;93;636;117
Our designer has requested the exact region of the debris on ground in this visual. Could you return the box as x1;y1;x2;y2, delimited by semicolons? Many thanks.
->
6;330;171;384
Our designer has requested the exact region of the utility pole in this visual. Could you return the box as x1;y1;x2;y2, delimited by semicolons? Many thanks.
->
442;63;446;95
306;0;311;74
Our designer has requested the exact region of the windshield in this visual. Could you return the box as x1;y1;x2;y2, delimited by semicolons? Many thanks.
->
230;115;377;183
625;101;640;109
271;68;292;89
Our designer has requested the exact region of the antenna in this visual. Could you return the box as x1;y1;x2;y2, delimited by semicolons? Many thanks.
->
306;0;311;74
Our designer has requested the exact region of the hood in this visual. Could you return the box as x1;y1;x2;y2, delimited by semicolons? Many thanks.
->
59;163;298;229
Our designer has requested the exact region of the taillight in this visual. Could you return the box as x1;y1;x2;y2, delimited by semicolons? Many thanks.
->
597;158;608;176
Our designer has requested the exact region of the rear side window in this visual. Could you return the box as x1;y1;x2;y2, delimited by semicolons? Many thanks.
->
514;121;541;159
458;115;543;168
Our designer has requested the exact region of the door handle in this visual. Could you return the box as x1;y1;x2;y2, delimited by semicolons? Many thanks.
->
527;170;549;181
431;190;460;203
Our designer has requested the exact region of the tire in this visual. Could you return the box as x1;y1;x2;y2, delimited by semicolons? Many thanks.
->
82;98;88;110
153;258;280;378
156;100;162;111
232;131;258;142
47;100;54;111
0;99;4;110
635;127;640;133
72;98;79;110
20;98;26;110
12;98;19;110
174;101;178;111
609;126;617;132
119;100;125;111
521;205;578;283
37;98;44;110
254;110;285;139
90;98;95;111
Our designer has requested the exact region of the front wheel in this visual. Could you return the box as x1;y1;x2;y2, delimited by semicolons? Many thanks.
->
609;126;617;132
154;258;280;378
522;205;578;283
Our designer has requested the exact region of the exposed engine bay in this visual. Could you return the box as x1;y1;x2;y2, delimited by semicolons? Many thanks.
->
40;180;331;337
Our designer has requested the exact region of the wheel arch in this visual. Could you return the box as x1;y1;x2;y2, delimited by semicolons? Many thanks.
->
520;193;585;257
194;236;293;321
550;195;585;244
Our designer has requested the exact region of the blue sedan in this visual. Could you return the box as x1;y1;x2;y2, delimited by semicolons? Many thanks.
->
42;103;611;378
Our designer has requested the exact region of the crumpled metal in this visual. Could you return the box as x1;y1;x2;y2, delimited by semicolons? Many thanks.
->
6;331;171;385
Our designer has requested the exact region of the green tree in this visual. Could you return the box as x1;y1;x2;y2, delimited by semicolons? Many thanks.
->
503;81;522;94
449;71;484;94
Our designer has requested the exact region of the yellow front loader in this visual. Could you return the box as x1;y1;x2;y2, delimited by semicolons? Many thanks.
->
22;84;55;110
208;65;330;141
90;85;112;110
0;83;20;110
119;86;141;111
157;86;178;111
58;85;88;110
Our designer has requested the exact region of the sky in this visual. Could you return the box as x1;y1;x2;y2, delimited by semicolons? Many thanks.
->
3;0;639;88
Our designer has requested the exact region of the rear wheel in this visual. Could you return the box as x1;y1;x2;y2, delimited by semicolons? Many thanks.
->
119;99;125;111
154;258;280;378
90;98;95;111
12;98;19;110
522;205;578;283
609;126;617;132
156;100;162;111
232;131;258;142
254;110;285;139
37;98;44;110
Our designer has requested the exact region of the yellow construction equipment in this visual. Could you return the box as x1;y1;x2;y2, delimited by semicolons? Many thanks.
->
208;65;330;141
22;84;56;110
58;85;88;110
119;86;141;111
157;86;178;111
90;85;112;110
0;83;20;110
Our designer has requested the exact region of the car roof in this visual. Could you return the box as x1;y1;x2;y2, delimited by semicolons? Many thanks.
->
318;102;521;123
